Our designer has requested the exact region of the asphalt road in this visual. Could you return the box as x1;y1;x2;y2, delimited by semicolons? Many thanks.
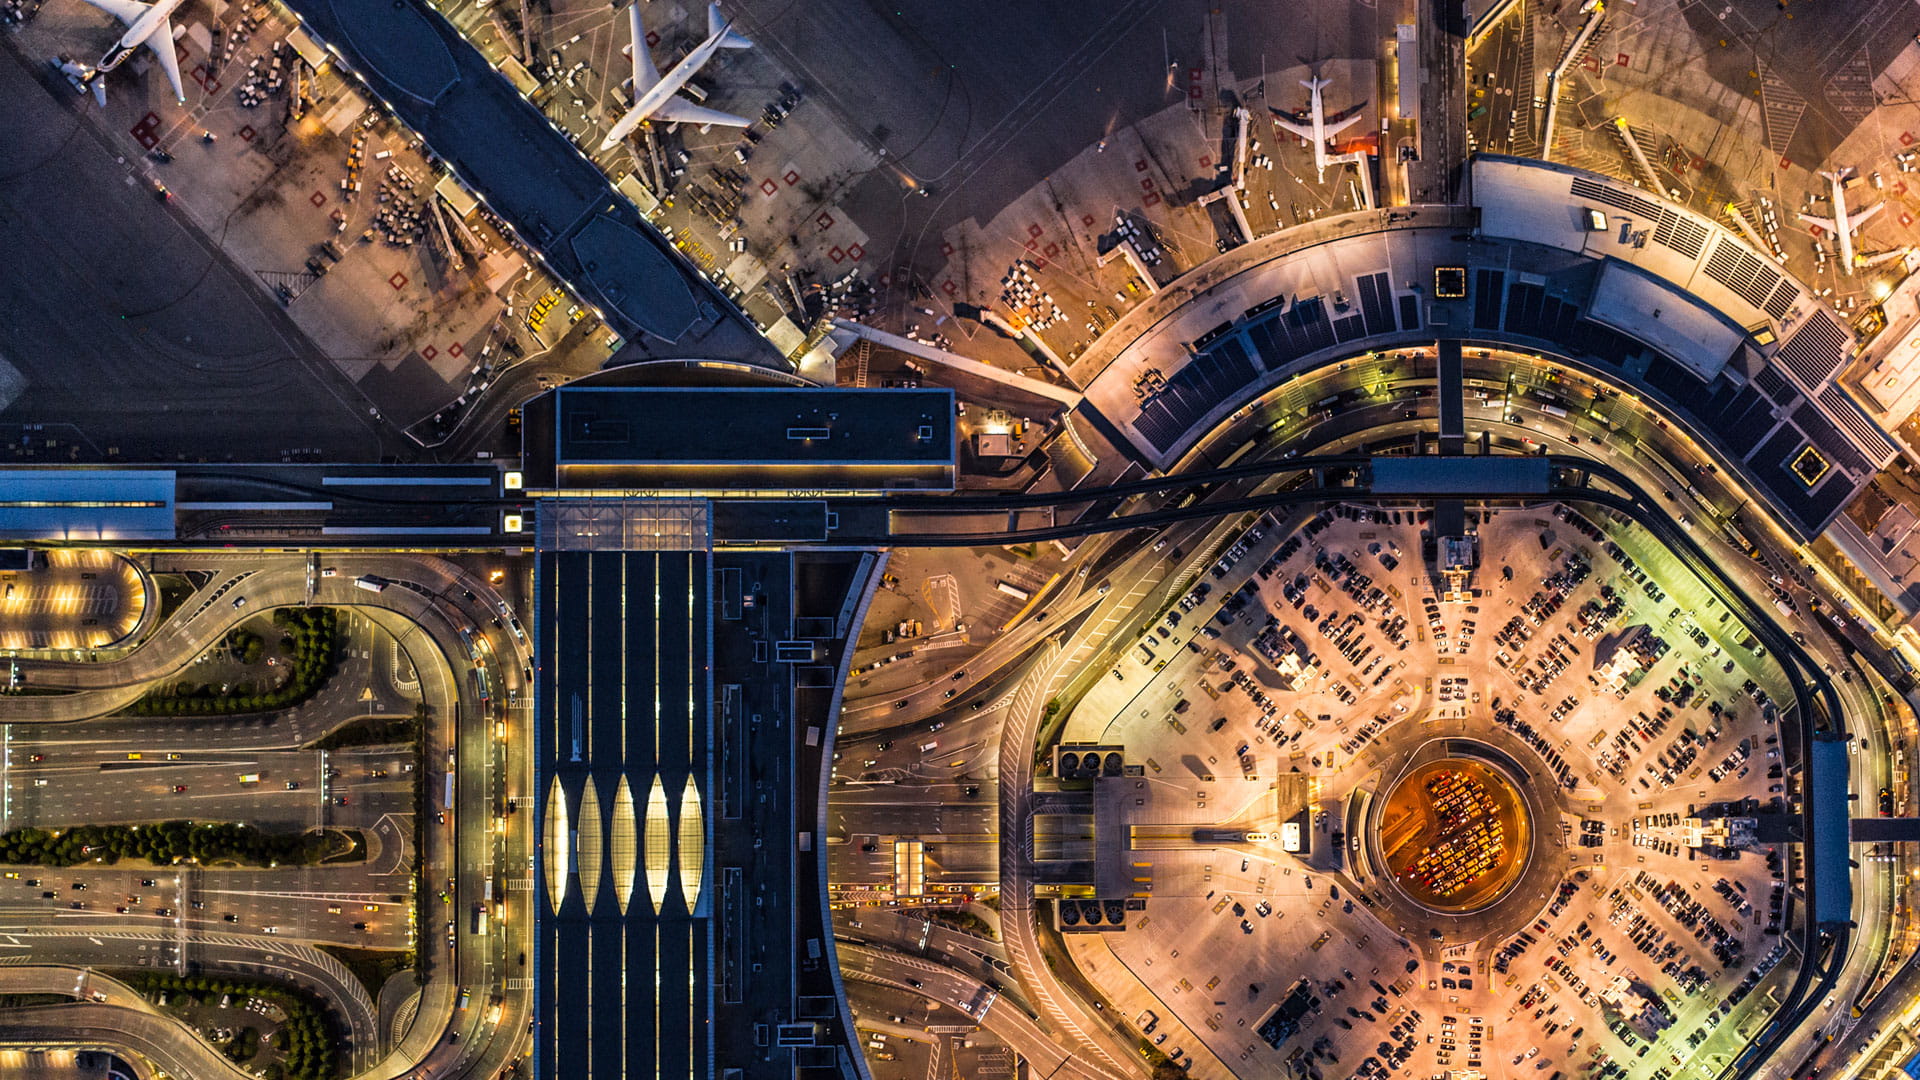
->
0;553;538;1080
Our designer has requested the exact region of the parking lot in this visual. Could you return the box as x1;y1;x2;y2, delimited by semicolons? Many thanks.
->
1055;502;1797;1078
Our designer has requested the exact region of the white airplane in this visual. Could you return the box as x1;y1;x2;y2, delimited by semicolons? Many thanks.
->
597;3;752;152
1797;167;1899;276
1270;76;1363;181
74;0;187;104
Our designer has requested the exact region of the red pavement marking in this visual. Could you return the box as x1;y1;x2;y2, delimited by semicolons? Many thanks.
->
1807;224;1826;238
1897;182;1908;196
941;280;957;295
828;246;845;263
1616;53;1629;66
238;125;255;142
1042;242;1058;258
645;31;659;46
1904;131;1917;147
205;76;221;94
1690;157;1705;171
133;129;159;150
1779;156;1792;169
1200;154;1212;168
1144;191;1162;207
449;342;464;358
783;169;799;185
1024;239;1038;251
1034;258;1048;271
1904;213;1915;228
940;242;954;257
1583;56;1600;73
1134;159;1148;172
816;212;835;230
1082;214;1095;227
422;345;438;360
760;179;778;196
1140;178;1155;191
1027;223;1043;238
310;191;327;207
389;272;408;290
189;68;207;88
140;112;159;129
848;243;864;260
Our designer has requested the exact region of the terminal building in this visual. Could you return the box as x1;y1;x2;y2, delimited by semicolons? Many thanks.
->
520;384;956;494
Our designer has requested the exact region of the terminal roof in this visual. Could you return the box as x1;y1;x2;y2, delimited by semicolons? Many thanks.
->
534;386;957;491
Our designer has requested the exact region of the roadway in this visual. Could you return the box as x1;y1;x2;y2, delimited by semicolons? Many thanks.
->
0;553;537;1080
836;941;1121;1080
834;369;1886;1080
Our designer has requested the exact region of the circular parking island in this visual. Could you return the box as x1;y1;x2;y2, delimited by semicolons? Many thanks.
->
1376;757;1531;914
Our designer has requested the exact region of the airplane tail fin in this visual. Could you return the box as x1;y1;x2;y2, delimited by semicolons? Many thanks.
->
708;3;751;48
1299;76;1330;91
628;4;660;90
89;74;107;107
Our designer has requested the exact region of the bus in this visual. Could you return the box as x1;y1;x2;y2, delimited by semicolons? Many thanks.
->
354;575;388;593
471;904;488;935
238;774;261;784
995;580;1031;603
443;772;456;812
456;987;472;1010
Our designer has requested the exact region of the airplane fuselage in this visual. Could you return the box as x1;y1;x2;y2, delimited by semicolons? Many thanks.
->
96;0;183;71
1305;84;1330;164
1828;172;1858;276
629;32;726;124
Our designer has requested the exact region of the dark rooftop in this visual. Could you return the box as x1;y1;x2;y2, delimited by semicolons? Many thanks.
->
534;387;956;491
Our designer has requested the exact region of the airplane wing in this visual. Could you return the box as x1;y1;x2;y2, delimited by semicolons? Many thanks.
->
1267;107;1314;142
1324;112;1363;138
75;0;149;26
147;22;184;103
628;4;659;92
1851;201;1886;228
1796;213;1838;234
651;97;750;128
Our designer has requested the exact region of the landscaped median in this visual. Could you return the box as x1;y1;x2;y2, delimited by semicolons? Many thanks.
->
0;821;361;868
134;608;340;717
113;969;341;1080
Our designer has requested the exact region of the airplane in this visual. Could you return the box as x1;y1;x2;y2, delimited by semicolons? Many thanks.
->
1269;76;1363;182
1797;167;1900;276
597;3;752;152
74;0;187;105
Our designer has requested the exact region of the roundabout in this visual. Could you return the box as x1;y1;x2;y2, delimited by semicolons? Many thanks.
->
1374;751;1530;915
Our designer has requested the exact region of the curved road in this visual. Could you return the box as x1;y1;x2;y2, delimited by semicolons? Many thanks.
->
0;554;536;1080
